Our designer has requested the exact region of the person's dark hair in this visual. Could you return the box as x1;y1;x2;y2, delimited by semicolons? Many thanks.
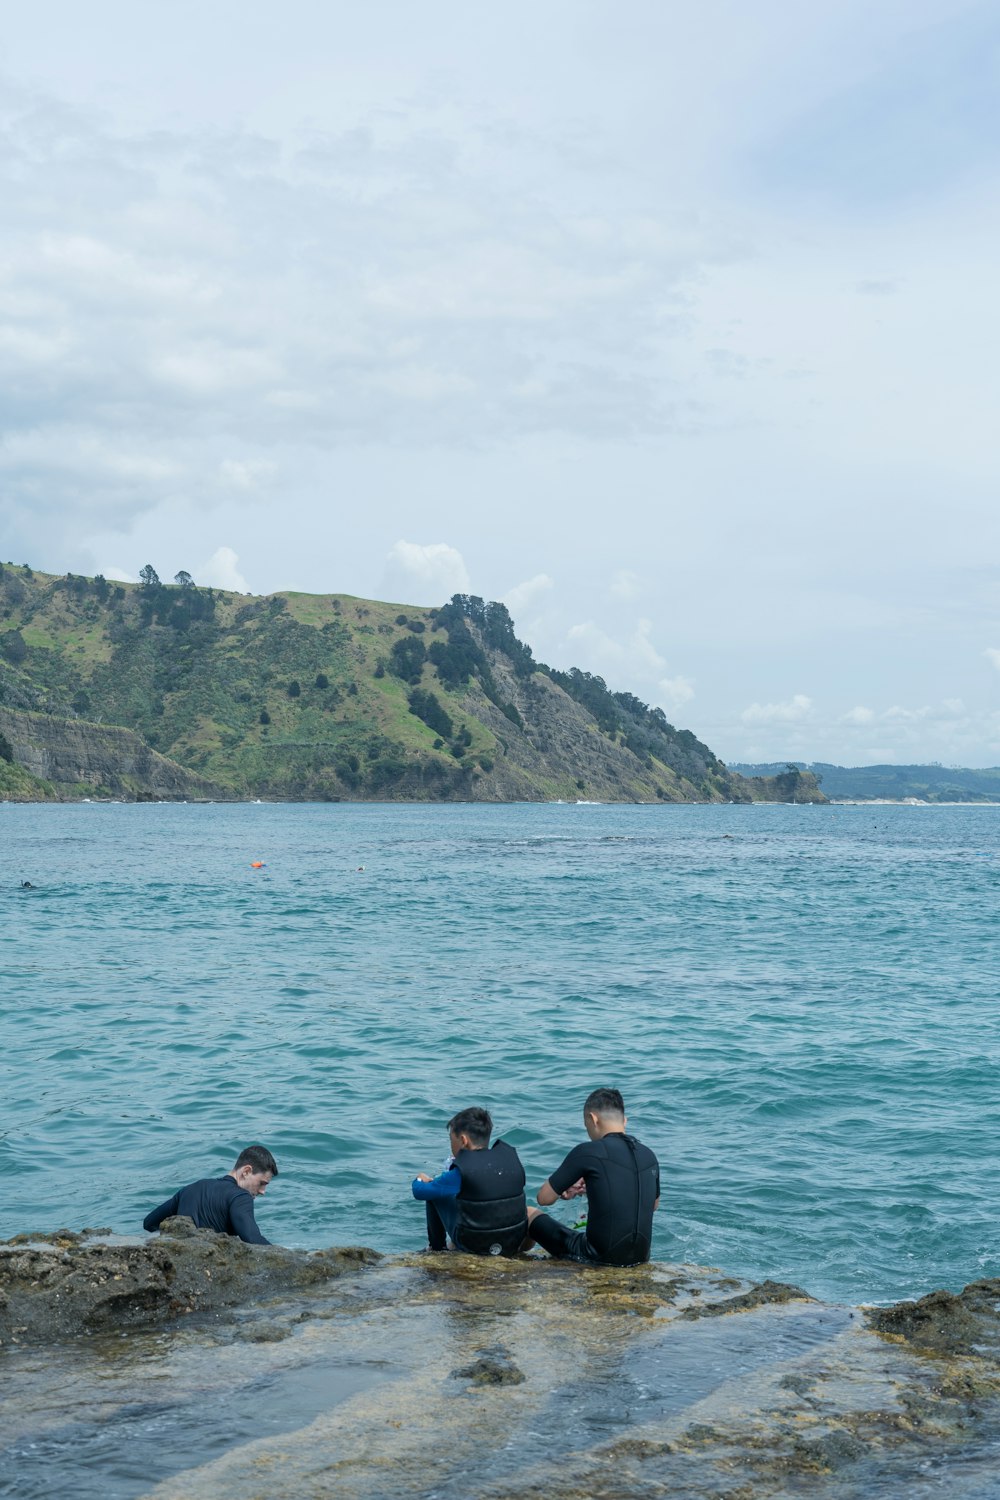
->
234;1144;278;1176
448;1107;492;1147
584;1087;625;1119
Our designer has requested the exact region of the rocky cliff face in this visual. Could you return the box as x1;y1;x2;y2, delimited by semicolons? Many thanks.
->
0;707;227;801
457;659;711;802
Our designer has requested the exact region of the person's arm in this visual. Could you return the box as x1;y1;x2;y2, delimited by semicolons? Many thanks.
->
143;1193;180;1233
412;1166;461;1202
229;1190;271;1246
536;1145;589;1207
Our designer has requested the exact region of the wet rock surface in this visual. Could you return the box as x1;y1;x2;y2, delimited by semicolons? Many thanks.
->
0;1221;380;1343
5;1232;1000;1499
451;1343;525;1386
865;1277;1000;1355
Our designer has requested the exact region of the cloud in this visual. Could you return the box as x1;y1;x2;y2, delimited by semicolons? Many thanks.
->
657;675;695;711
565;617;693;712
219;458;277;491
383;540;470;605
0;76;741;544
741;694;813;724
504;573;554;620
98;564;135;583
985;648;1000;671
608;569;642;602
197;546;249;592
842;705;874;724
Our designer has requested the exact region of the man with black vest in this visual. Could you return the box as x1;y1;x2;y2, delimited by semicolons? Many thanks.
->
411;1106;528;1257
528;1087;659;1266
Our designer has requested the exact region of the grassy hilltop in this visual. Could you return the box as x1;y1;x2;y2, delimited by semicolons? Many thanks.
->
0;563;823;803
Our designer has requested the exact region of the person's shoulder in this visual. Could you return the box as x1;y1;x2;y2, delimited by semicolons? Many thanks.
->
215;1175;248;1197
564;1138;600;1162
490;1139;523;1160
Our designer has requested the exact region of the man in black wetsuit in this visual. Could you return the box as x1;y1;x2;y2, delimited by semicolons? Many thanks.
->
143;1144;278;1245
528;1088;659;1266
411;1107;528;1256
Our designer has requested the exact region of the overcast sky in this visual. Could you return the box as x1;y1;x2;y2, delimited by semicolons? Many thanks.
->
2;1;998;765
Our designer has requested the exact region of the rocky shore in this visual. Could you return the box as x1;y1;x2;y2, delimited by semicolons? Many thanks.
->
5;1224;1000;1498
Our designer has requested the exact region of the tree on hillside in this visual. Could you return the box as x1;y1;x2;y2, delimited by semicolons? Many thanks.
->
174;570;194;587
1;629;27;664
139;564;160;590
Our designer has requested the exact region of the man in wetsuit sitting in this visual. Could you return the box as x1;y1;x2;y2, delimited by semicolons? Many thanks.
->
411;1107;528;1257
143;1144;278;1245
528;1088;659;1266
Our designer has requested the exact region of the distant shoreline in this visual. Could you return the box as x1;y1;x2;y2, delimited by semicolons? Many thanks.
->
828;799;1000;807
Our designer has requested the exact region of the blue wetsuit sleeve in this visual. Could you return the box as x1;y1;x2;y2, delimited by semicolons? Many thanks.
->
143;1193;180;1232
228;1189;271;1246
412;1166;461;1202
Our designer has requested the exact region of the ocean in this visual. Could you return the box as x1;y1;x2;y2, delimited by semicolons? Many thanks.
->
3;799;998;1305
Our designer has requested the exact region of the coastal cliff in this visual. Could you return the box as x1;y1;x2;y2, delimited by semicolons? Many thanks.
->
0;564;824;804
4;1225;1000;1499
0;706;227;801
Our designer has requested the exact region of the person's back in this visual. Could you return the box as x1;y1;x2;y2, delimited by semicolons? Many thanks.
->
452;1139;528;1256
143;1145;278;1246
529;1088;660;1267
412;1107;528;1257
556;1130;658;1264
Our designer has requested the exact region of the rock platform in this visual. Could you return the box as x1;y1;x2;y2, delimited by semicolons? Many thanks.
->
5;1224;1000;1498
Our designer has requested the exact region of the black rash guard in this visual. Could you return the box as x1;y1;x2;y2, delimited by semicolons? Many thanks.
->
143;1176;271;1245
548;1134;659;1265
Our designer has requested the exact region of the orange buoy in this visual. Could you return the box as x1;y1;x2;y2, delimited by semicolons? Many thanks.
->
250;860;265;868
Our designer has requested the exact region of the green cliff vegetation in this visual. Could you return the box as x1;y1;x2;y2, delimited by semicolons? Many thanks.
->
0;562;823;803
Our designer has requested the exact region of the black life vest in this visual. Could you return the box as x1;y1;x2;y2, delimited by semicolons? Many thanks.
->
454;1140;528;1257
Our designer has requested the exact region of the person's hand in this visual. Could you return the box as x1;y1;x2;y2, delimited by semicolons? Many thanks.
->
560;1178;586;1200
414;1172;432;1183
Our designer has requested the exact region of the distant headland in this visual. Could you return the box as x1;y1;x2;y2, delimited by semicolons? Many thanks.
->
0;562;825;805
732;761;1000;805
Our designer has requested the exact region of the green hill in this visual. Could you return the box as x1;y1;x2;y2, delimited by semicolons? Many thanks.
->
0;562;823;803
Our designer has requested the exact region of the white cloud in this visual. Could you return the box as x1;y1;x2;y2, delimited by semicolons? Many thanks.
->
565;617;694;712
741;694;813;725
219;458;277;491
842;705;874;724
504;573;554;619
985;648;1000;671
98;564;135;583
608;569;642;602
383;540;470;605
658;675;695;711
197;546;249;593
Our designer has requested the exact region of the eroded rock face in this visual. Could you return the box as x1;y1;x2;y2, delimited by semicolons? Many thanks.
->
0;706;227;800
865;1278;1000;1355
0;1222;379;1343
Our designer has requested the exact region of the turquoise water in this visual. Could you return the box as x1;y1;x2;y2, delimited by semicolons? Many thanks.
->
2;800;998;1304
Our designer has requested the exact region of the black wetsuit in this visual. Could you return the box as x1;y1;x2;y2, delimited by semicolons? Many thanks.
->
531;1134;659;1266
143;1175;271;1245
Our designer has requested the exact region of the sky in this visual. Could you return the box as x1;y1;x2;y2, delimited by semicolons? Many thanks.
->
2;1;999;767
